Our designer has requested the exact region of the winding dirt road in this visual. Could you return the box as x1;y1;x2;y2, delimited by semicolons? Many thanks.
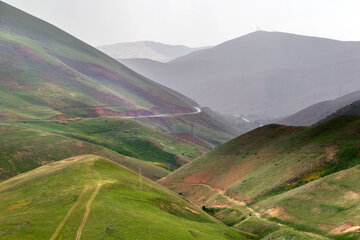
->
7;107;202;123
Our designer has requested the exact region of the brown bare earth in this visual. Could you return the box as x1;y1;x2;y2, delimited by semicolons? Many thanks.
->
330;223;360;235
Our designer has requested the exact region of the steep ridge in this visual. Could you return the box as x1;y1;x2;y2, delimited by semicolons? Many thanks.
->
318;100;360;125
120;31;360;119
279;90;360;126
0;155;251;240
0;1;194;117
0;2;236;144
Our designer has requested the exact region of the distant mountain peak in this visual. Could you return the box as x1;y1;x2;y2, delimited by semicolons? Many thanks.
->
97;41;209;62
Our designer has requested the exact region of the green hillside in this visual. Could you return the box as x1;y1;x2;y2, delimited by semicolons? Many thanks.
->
0;1;193;118
255;165;360;239
0;155;251;240
0;1;237;145
161;115;360;202
0;123;169;181
19;116;207;170
160;115;360;238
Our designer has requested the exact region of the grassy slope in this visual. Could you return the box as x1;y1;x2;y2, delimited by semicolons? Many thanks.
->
0;155;251;240
160;115;360;238
254;165;360;239
0;2;237;145
0;1;194;116
139;108;238;146
20;116;207;170
234;217;331;240
161;115;360;203
0;123;169;182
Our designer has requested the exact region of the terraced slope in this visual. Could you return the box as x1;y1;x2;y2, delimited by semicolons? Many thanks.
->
0;2;237;144
0;123;169;181
0;155;251;240
161;115;360;204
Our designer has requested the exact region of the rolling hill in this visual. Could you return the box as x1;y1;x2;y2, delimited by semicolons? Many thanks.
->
0;1;237;145
0;122;171;181
19;116;208;170
0;155;251;240
279;90;360;126
1;111;222;182
119;31;360;119
160;115;360;238
98;41;207;62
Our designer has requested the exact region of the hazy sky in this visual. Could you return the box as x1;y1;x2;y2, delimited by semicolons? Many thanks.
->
2;0;360;47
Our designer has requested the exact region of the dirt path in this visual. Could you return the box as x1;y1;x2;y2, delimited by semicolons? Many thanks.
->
75;183;102;240
180;183;333;239
49;186;89;240
182;183;266;220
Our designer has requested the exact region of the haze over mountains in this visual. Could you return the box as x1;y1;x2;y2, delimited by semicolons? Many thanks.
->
98;41;207;62
1;1;360;239
279;89;360;126
119;31;360;119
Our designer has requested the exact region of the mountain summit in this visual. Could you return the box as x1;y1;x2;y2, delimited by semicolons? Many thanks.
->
120;31;360;119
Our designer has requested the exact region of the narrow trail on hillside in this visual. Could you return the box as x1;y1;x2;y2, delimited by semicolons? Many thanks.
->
179;183;331;239
75;183;102;240
49;186;89;240
182;183;266;219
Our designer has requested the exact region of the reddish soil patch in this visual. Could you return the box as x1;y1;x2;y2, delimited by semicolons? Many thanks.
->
330;223;360;234
118;109;153;117
174;155;191;166
93;108;153;117
49;114;69;120
264;207;293;220
183;169;217;185
171;133;214;149
58;57;190;113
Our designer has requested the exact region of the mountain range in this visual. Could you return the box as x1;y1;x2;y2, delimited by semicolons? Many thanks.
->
119;31;360;119
98;41;207;62
1;1;360;240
